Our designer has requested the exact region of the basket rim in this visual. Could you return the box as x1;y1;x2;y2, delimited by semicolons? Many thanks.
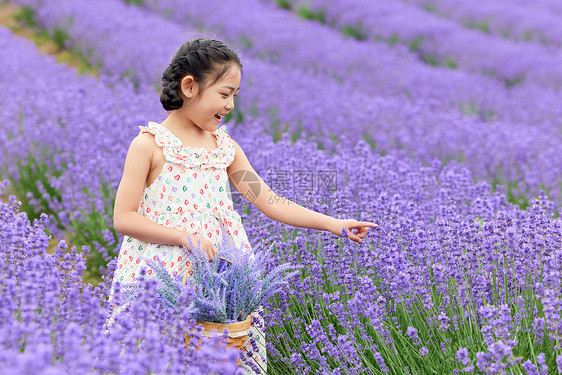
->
196;313;253;333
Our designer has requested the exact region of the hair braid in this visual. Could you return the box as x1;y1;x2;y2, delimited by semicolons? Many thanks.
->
159;38;242;111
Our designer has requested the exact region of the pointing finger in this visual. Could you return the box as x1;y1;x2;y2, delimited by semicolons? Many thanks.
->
358;221;378;227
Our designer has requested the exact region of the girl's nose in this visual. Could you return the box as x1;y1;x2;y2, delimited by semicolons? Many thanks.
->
226;98;235;110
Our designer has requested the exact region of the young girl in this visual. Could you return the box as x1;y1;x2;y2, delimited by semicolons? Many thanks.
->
109;38;377;374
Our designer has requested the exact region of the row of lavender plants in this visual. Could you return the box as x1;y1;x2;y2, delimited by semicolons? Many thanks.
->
400;0;562;45
499;0;562;18
133;0;562;127
10;0;562;131
6;0;562;206
0;188;241;374
0;24;164;276
273;0;562;90
1;3;562;375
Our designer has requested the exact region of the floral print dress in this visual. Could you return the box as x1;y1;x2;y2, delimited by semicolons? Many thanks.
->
108;121;267;374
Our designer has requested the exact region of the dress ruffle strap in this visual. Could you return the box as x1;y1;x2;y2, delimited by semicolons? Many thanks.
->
138;122;235;168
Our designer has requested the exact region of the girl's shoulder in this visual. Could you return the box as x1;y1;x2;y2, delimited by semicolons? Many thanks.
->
138;121;166;140
122;132;159;176
129;130;160;157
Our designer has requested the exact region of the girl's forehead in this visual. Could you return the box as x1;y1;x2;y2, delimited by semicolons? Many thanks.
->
215;67;241;87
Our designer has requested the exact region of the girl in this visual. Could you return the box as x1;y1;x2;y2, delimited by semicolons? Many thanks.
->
109;38;377;374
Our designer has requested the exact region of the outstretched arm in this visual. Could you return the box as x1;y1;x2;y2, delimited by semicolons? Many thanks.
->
227;139;377;243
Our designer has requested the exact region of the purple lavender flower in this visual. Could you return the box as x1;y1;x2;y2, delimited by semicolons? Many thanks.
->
455;347;471;366
407;326;421;346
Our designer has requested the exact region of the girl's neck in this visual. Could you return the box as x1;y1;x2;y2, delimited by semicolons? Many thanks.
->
161;110;205;137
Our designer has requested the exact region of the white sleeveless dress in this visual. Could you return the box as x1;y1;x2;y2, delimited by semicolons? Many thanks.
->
108;121;267;374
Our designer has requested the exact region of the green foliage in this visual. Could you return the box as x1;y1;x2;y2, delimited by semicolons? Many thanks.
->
340;25;366;41
120;66;140;90
459;102;478;117
238;36;253;50
503;181;531;210
67;182;119;279
329;132;340;144
12;148;65;226
523;30;534;42
361;132;377;150
51;27;70;49
408;36;424;52
296;5;325;23
421;53;439;67
503;73;526;88
387;33;400;46
444;56;458;69
275;0;293;10
13;6;38;28
124;0;144;5
290;122;303;144
465;21;491;34
422;4;438;14
222;102;244;125
419;53;457;70
235;107;245;124
9;8;97;77
267;107;293;143
458;101;495;122
273;123;290;143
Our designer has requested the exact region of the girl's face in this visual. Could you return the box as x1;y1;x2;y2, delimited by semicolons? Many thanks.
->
184;66;241;133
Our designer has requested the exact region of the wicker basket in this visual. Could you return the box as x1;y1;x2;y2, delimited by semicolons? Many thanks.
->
184;314;252;366
182;268;252;366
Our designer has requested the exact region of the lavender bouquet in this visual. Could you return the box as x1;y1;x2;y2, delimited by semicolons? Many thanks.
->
184;226;301;323
123;223;300;324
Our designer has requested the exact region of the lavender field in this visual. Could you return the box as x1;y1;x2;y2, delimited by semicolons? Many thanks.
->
1;0;561;373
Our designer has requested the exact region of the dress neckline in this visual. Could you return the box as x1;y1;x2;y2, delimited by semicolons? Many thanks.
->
149;121;223;153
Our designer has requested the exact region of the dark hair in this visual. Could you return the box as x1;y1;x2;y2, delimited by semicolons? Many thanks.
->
160;38;243;111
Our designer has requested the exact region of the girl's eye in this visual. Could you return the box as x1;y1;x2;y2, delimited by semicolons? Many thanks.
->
221;94;229;98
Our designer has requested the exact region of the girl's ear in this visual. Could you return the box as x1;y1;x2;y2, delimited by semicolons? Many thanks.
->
180;75;198;99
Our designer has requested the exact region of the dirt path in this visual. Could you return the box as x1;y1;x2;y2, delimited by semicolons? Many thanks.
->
0;2;98;76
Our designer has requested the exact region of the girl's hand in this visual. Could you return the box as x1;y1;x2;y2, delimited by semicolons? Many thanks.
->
331;219;378;243
182;233;218;261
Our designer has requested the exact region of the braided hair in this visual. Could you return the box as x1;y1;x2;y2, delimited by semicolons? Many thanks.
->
160;38;243;111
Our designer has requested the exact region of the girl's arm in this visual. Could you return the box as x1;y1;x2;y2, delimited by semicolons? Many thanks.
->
226;139;377;243
113;134;191;248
